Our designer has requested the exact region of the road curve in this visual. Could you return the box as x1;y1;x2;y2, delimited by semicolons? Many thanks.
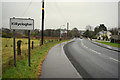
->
64;38;118;79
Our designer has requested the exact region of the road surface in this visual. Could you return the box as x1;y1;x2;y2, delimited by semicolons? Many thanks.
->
64;38;119;79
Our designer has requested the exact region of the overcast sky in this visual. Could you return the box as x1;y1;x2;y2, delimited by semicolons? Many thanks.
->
2;0;119;30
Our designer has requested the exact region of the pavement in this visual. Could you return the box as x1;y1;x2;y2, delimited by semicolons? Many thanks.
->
40;40;82;78
64;38;119;78
91;39;120;52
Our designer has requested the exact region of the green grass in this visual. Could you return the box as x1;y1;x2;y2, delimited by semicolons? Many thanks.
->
2;39;68;78
96;41;120;48
2;38;42;72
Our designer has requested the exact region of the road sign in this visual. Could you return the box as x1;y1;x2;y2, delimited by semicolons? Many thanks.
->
10;18;34;30
10;17;34;67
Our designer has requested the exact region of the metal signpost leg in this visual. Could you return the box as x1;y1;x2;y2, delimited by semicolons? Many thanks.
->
13;30;16;67
28;30;31;67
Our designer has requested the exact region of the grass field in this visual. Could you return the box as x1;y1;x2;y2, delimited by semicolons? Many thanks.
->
2;38;41;72
2;38;68;78
96;41;120;48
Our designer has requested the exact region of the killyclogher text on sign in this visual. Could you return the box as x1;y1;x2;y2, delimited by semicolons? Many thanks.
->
10;18;34;30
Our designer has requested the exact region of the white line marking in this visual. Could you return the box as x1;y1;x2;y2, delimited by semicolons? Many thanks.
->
81;40;101;55
89;49;101;54
109;57;120;62
62;41;82;78
80;39;120;63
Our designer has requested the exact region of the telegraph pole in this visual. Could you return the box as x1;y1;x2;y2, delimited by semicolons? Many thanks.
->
41;0;44;45
67;22;69;39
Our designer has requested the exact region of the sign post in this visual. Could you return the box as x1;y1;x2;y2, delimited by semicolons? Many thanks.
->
13;30;16;67
10;17;34;67
28;30;30;67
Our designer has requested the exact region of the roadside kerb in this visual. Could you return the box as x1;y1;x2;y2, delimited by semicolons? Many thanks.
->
90;40;120;52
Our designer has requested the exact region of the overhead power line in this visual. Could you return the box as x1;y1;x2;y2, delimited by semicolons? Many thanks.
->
54;1;67;23
21;0;32;17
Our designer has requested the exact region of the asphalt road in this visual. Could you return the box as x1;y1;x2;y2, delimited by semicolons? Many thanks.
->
64;38;119;79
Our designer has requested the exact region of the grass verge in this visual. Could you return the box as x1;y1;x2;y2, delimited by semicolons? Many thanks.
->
2;40;69;78
96;41;120;48
2;38;41;73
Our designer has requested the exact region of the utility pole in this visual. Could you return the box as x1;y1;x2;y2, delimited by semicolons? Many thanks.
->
67;22;69;39
41;0;44;45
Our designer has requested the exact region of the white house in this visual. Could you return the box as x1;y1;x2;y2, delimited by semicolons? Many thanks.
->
97;30;112;40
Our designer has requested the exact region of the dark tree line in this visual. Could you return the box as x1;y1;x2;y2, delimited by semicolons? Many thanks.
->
1;27;80;38
2;28;12;38
109;28;119;35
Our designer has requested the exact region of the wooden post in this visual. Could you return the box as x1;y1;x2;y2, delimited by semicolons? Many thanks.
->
41;0;44;45
17;40;22;55
28;30;31;67
32;41;34;49
13;30;16;67
67;22;69;39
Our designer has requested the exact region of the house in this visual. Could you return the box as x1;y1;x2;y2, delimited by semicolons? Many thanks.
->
97;30;112;41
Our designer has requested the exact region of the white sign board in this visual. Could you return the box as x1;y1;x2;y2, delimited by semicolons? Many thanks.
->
10;18;34;30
